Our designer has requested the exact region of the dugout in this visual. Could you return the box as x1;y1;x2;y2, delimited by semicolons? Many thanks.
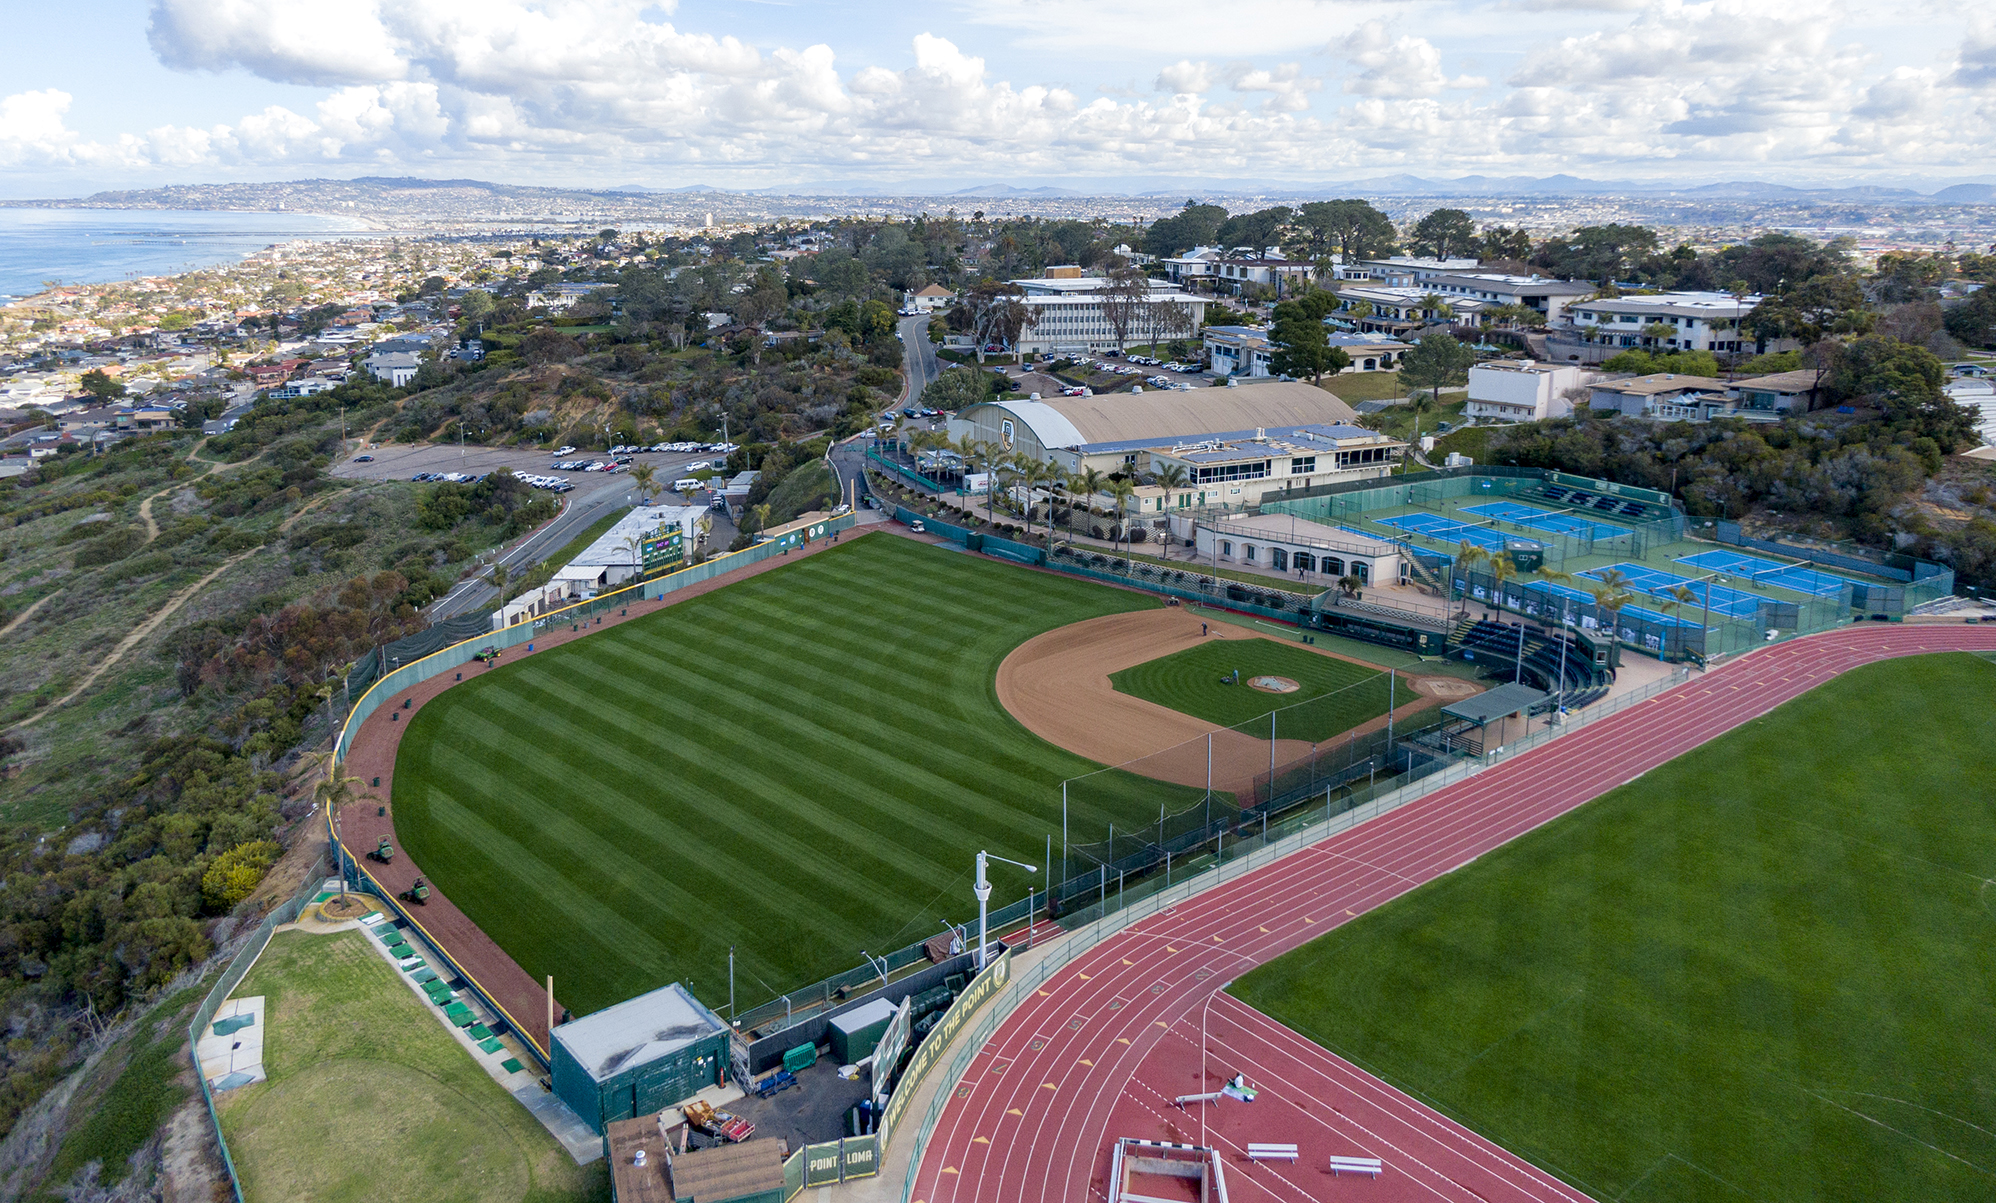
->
553;983;733;1134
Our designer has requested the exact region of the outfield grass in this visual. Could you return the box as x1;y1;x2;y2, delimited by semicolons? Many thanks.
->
1110;640;1404;742
395;534;1192;1015
1232;652;1996;1203
219;929;603;1203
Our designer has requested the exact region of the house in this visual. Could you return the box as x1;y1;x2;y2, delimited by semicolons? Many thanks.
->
1587;373;1730;420
905;283;954;313
244;363;294;387
1466;360;1600;423
1158;246;1228;289
1206;255;1315;297
363;352;421;387
526;282;615;313
1205;327;1408;378
57;406;121;433
1728;370;1822;413
128;404;177;431
267;377;338;399
1331;285;1483;336
1551;291;1764;363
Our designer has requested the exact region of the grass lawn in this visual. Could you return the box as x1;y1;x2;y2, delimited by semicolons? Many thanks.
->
1323;371;1407;404
1233;652;1996;1203
394;533;1194;1015
219;929;604;1203
1110;640;1406;741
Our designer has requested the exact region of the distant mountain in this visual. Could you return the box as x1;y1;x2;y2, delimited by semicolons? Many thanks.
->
1933;183;1996;204
948;183;1081;198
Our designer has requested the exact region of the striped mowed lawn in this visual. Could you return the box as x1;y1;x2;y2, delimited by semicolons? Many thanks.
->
394;534;1193;1016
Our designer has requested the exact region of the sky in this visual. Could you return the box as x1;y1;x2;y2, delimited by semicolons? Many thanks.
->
1;0;1992;197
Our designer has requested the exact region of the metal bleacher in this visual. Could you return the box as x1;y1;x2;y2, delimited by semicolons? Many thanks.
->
1448;617;1609;709
1535;482;1657;521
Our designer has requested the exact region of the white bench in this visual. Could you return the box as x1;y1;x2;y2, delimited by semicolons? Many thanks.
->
1246;1144;1298;1162
1328;1155;1384;1177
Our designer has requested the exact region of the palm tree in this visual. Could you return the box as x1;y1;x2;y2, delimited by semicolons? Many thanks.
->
628;462;657;503
1151;463;1189;556
311;755;376;905
1453;541;1491;617
1589;567;1636;637
1070;466;1107;539
748;502;773;540
1106;477;1138;567
1019;460;1060;543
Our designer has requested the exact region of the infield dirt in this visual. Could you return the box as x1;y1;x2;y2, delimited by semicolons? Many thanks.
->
995;608;1473;793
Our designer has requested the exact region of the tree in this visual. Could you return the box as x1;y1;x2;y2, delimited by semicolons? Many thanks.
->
1267;301;1348;382
1826;336;1975;449
1099;267;1150;350
79;369;125;400
1068;466;1106;537
487;561;511;596
1408;209;1477;261
1215;206;1292;252
1298;199;1398;265
458;288;496;327
1743;276;1873;346
921;366;992;413
629;462;658;502
1398;334;1476;403
961;282;1038;362
1151;463;1189;554
1943;283;1996;349
1143;202;1229;258
1532;224;1662;283
1106;477;1138;565
520;328;583;365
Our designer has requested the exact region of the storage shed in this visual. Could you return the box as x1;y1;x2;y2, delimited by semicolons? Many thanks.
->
552;983;732;1134
828;999;896;1065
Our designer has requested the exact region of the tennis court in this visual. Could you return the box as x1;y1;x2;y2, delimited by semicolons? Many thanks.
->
1523;580;1699;628
1583;561;1766;618
1461;500;1628;541
1373;512;1518;552
1675;549;1853;598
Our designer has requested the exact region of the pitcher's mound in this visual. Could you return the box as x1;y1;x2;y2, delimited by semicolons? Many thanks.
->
1248;675;1299;694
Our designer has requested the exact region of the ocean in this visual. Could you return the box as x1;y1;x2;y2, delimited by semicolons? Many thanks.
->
0;208;378;302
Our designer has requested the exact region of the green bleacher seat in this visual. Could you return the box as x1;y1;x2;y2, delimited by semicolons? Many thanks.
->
479;1037;505;1054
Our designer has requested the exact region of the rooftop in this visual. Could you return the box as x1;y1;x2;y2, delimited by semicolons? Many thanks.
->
551;982;727;1085
1594;373;1726;396
983;379;1361;447
1078;422;1387;459
566;504;711;571
1569;291;1764;316
1731;370;1821;393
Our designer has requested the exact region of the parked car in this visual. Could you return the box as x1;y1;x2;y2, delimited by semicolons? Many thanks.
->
353;454;374;462
553;445;576;456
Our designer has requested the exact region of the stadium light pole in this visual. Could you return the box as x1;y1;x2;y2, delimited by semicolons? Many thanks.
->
974;851;1037;972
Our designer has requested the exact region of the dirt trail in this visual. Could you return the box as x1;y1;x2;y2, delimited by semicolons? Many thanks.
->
995;608;1470;793
135;438;266;547
0;592;59;640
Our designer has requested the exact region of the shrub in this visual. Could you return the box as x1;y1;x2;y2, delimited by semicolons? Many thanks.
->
201;840;281;912
74;525;146;567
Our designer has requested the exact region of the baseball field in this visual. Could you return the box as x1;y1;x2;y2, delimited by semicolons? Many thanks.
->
1110;640;1407;741
1233;651;1996;1203
393;534;1202;1016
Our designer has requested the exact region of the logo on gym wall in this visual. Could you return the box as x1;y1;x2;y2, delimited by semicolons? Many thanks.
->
999;418;1015;450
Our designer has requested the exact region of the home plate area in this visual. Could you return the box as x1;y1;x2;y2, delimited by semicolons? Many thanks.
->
1103;993;1590;1203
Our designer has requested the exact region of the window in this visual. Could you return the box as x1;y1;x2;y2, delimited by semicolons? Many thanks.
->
1193;460;1270;483
1245;545;1257;561
1220;540;1233;556
1293;551;1315;572
1270;548;1287;571
1323;557;1344;576
1289;456;1316;474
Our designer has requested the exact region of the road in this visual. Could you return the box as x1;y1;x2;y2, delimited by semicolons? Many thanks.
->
899;313;942;404
909;622;1996;1203
331;442;722;620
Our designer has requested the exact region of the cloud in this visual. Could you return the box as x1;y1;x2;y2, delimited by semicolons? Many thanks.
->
2;0;1982;186
1339;22;1487;99
1155;60;1212;94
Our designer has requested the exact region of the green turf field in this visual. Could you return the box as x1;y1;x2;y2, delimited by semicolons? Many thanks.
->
395;533;1191;1015
1109;639;1407;741
1232;652;1996;1203
219;929;603;1203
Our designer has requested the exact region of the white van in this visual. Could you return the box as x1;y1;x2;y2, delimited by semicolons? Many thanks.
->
673;477;703;492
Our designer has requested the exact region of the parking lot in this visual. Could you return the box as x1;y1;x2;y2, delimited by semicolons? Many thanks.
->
333;441;733;495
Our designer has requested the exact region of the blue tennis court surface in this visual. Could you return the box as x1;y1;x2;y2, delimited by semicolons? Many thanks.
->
1373;512;1517;552
1674;549;1851;597
1582;561;1767;619
1522;580;1698;628
1461;500;1627;541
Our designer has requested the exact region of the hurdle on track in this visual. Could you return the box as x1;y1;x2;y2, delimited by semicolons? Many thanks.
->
1329;1155;1385;1177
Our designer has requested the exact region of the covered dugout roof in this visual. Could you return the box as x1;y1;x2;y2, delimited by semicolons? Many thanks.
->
552;982;728;1085
1441;682;1548;724
973;379;1358;450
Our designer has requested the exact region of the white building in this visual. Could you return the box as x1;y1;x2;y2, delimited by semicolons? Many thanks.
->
526;282;615;313
1193;512;1404;586
1332;285;1481;336
1206;256;1315;297
1337;256;1481;285
1465;361;1599;423
904;284;954;313
1004;278;1207;355
1551;291;1761;362
1205;327;1409;379
1422;273;1593;325
363;352;420;387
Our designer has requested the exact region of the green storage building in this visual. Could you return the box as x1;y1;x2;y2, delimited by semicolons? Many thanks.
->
552;983;733;1134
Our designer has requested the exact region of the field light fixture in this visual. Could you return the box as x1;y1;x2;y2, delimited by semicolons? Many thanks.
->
975;850;1037;972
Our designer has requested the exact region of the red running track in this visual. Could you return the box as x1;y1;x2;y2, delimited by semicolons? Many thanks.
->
910;624;1996;1203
